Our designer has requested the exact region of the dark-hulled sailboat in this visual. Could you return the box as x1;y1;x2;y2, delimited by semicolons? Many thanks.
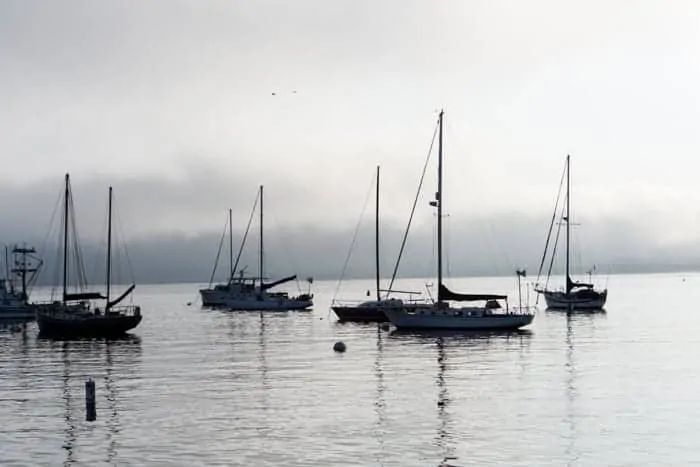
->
534;155;607;311
36;175;142;337
332;166;401;322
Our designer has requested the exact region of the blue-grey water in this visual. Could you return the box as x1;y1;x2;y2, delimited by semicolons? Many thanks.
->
1;273;699;466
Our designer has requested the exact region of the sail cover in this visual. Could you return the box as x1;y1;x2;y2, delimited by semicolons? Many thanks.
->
438;283;506;302
261;275;297;291
567;276;593;292
64;292;106;301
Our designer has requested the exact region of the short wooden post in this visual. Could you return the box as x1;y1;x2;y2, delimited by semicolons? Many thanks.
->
85;379;96;421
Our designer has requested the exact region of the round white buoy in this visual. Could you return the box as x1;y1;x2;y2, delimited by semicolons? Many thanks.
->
333;341;346;353
380;323;390;332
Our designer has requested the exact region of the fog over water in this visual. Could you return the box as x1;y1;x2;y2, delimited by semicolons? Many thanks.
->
3;1;700;284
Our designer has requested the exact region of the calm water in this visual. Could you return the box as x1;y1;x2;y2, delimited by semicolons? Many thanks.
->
1;273;699;466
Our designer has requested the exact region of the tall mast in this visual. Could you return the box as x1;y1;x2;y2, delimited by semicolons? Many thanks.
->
19;249;25;295
229;208;233;280
375;165;381;301
4;246;10;293
259;185;264;293
106;186;113;308
437;110;444;299
565;154;571;295
62;173;69;302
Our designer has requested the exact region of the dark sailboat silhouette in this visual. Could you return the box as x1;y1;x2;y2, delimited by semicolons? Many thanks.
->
535;155;607;311
36;175;142;337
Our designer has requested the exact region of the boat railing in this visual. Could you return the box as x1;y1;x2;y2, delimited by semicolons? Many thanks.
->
35;301;141;317
509;305;537;315
106;305;141;317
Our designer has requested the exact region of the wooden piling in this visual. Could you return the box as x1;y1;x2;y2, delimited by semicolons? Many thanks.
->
85;379;96;421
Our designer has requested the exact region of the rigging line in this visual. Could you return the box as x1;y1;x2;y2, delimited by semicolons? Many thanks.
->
40;186;63;299
331;169;377;304
535;161;567;286
271;209;303;293
387;117;439;294
545;199;567;290
113;195;136;284
208;214;229;288
69;189;89;291
231;190;260;282
39;186;63;275
89;192;110;288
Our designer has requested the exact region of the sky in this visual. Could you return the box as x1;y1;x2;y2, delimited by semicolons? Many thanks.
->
2;0;700;284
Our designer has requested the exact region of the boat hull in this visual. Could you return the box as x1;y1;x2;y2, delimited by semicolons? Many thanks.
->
200;288;312;311
332;304;389;322
199;288;231;307
0;305;36;320
384;306;534;330
542;290;607;311
222;297;312;311
36;311;142;338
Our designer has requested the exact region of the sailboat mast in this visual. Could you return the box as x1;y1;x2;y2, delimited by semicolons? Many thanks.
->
229;208;233;279
565;154;571;295
437;110;444;299
106;186;113;307
259;185;264;293
4;246;9;292
62;174;69;302
375;165;380;301
19;249;25;296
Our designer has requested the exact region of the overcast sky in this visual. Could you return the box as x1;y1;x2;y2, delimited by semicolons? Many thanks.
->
3;1;700;283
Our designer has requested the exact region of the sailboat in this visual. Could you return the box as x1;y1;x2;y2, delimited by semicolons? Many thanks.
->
36;175;142;337
199;207;238;307
331;166;404;322
534;155;607;311
199;185;313;311
383;110;535;330
0;245;43;319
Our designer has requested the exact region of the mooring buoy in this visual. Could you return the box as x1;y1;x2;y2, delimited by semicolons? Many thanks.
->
333;341;346;353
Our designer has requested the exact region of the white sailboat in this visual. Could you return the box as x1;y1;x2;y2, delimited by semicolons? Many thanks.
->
199;185;313;311
384;110;535;330
535;155;607;311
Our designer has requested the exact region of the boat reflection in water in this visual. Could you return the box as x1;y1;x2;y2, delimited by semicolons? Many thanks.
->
390;328;532;467
52;335;142;465
373;326;387;466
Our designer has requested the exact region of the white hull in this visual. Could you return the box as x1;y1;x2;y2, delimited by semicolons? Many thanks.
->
200;288;234;306
200;287;312;310
384;306;534;330
542;290;607;311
